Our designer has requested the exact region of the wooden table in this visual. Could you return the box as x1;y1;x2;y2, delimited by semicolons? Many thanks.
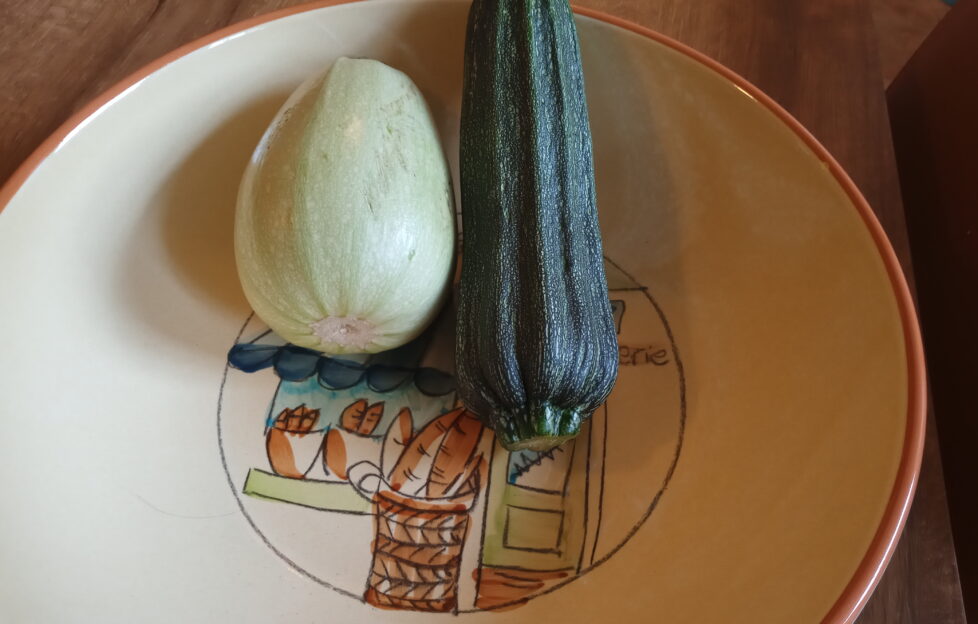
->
0;1;967;621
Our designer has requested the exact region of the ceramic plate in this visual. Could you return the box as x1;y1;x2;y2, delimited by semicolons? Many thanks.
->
0;1;924;622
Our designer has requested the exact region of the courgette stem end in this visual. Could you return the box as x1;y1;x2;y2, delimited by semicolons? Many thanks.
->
493;403;588;453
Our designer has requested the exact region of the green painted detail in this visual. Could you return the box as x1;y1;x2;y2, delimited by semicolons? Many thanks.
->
480;436;589;572
504;506;564;552
242;468;371;514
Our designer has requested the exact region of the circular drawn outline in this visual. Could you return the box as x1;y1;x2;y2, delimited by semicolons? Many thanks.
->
217;278;687;612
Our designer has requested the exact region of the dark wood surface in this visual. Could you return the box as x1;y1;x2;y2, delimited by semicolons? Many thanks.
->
0;0;966;621
889;0;978;619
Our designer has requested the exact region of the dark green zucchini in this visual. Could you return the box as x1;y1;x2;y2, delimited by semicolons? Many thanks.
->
456;0;619;452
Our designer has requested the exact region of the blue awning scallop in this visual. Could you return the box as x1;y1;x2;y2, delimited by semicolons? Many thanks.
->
227;341;456;397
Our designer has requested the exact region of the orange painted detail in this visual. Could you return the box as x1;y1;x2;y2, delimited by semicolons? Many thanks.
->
266;430;302;479
381;407;415;481
323;429;348;480
374;488;475;516
271;405;319;432
338;398;386;436
389;407;465;491
394;408;414;444
366;481;474;612
265;405;319;478
358;401;385;436
339;399;369;432
475;566;572;611
426;410;484;498
364;587;455;613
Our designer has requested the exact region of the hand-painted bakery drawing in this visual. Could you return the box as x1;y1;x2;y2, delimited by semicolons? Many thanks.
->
217;258;685;614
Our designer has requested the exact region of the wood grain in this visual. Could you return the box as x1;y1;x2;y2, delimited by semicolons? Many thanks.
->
888;0;978;618
871;0;948;85
0;0;966;621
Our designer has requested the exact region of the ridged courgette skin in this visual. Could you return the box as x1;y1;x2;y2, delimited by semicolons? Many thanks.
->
457;0;619;452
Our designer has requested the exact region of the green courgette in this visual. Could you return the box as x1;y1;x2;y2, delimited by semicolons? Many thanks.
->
456;0;619;452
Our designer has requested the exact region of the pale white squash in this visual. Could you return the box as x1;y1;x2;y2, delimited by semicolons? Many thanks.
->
235;57;456;354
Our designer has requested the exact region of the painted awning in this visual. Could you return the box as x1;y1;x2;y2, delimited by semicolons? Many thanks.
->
228;333;456;397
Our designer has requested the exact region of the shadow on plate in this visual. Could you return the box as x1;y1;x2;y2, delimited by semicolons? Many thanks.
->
116;92;288;352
